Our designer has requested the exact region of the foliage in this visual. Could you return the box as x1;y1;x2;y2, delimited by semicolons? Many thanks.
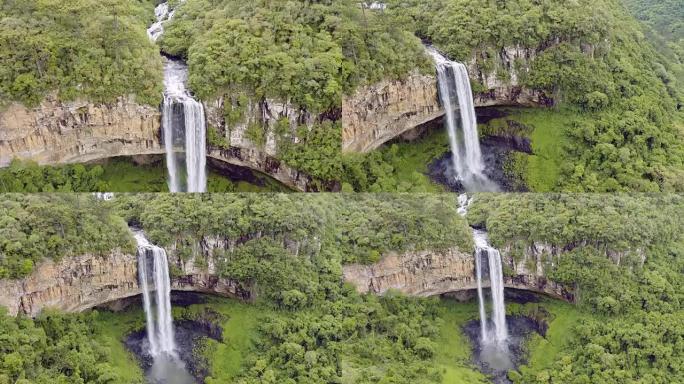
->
0;0;162;106
160;0;430;112
0;158;286;193
387;0;684;192
469;193;683;253
0;194;134;278
0;160;111;192
467;193;684;383
0;309;136;384
117;193;472;265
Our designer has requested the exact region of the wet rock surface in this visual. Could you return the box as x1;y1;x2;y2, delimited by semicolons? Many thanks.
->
126;317;223;384
427;135;526;192
463;316;544;384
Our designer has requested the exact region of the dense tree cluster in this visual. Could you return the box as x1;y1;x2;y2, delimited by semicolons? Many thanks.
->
0;0;162;107
117;193;472;265
161;0;429;112
231;294;445;384
387;0;684;192
0;309;132;384
468;194;684;383
468;194;683;251
0;160;111;193
0;194;134;278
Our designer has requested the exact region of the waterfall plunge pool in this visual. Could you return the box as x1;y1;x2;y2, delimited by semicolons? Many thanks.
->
125;318;223;384
463;316;545;384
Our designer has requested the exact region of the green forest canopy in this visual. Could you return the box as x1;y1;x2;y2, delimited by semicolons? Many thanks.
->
0;194;682;383
160;0;430;112
0;0;162;107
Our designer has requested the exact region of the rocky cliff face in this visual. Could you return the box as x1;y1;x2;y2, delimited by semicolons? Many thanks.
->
204;96;332;191
341;46;550;153
343;247;475;296
0;248;247;317
0;94;321;191
205;96;312;157
343;244;573;301
0;95;162;167
342;72;442;153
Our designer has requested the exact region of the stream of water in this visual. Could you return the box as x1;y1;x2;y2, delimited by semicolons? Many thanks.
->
428;48;499;192
134;230;194;384
148;1;207;193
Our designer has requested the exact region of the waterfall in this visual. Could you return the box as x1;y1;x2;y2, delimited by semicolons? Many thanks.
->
473;230;509;343
457;194;508;343
427;47;499;192
134;231;177;357
147;3;170;42
148;1;207;193
162;61;207;192
474;246;489;342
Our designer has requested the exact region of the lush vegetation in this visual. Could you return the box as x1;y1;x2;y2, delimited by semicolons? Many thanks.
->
0;0;162;107
117;193;472;265
0;194;134;278
623;0;683;66
161;0;430;112
1;194;683;383
0;309;140;384
387;0;684;192
468;194;682;251
469;194;684;383
0;158;287;193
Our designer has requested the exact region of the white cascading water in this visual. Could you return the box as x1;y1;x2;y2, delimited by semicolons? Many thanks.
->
427;48;499;192
134;231;177;357
473;230;508;343
474;243;489;342
458;194;508;344
148;1;207;193
147;3;170;42
162;61;207;192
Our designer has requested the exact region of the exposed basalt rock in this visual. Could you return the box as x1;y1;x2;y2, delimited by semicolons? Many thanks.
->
342;71;442;153
0;94;325;191
343;247;476;297
0;95;162;166
343;245;573;301
204;97;333;191
0;248;248;317
207;146;331;192
341;46;551;153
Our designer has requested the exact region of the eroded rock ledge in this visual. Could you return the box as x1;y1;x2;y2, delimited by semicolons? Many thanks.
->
0;95;163;167
343;245;573;301
0;249;248;317
342;46;551;153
